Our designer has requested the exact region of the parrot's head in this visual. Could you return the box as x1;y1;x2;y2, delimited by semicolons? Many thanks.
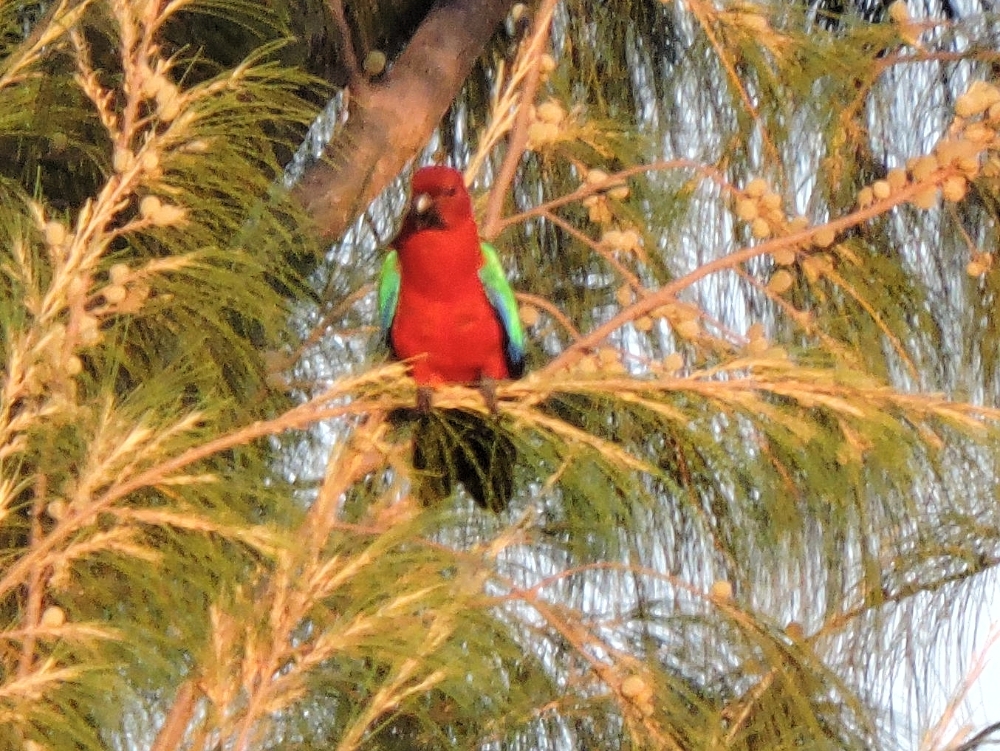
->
405;166;474;232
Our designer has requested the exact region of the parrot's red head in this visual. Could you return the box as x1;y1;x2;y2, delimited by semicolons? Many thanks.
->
404;166;474;233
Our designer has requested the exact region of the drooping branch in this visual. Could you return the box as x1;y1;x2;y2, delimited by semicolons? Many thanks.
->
295;0;515;239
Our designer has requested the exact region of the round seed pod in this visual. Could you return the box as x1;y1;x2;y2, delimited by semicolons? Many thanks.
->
745;178;768;198
942;175;967;202
735;198;759;221
767;269;794;294
710;580;733;601
751;217;771;239
812;227;836;248
871;180;891;200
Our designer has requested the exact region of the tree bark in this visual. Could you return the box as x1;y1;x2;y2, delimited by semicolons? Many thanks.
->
295;0;514;239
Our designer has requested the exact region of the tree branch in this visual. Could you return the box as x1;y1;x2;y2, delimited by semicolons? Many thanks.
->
295;0;515;239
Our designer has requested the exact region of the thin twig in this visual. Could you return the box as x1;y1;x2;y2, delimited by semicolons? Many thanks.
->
494;159;724;234
952;722;1000;751
17;474;47;678
687;0;781;170
150;680;198;751
480;0;559;240
516;291;582;340
0;367;408;604
539;165;968;376
541;209;646;293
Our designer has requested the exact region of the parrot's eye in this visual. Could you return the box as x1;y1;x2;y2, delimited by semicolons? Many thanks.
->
443;186;457;197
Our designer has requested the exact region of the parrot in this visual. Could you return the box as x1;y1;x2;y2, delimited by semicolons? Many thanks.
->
377;165;526;511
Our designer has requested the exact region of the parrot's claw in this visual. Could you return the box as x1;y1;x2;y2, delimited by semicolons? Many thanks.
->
479;378;499;415
416;386;433;413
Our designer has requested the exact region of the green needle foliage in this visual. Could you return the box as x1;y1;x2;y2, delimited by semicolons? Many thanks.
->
3;1;1000;751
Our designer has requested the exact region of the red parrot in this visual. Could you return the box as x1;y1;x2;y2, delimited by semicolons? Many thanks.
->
378;165;526;510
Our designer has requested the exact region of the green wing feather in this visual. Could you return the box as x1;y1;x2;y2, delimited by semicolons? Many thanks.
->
479;242;526;377
377;250;401;348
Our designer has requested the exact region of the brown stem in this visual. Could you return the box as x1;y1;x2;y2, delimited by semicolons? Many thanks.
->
150;680;199;751
480;0;558;240
17;474;47;677
539;166;965;376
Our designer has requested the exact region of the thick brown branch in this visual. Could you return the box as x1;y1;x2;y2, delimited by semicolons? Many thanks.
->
295;0;515;239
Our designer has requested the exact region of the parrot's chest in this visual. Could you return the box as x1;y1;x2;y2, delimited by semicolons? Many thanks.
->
391;286;507;384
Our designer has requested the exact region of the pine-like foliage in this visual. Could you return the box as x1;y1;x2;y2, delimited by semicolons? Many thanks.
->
3;1;1000;750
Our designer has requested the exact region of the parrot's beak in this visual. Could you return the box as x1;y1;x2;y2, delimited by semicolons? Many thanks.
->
413;193;433;215
408;192;445;230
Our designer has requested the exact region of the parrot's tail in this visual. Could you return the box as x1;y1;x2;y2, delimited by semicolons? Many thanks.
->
409;409;516;512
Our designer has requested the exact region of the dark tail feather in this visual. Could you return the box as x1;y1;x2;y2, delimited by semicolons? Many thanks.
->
411;410;516;511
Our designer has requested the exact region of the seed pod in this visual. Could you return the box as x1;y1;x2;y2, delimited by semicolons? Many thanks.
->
772;247;796;266
44;221;67;247
103;284;127;304
621;674;647;699
586;168;609;185
909;154;938;181
598;347;620;365
787;215;809;232
887;168;908;191
872;180;891;200
536;100;565;125
813;227;836;248
363;50;387;77
887;0;910;24
587;198;613;224
767;269;794;295
966;260;985;277
751;217;771;239
140;195;162;219
936;138;980;166
675;319;699;339
710;580;733;601
767;269;793;294
141;150;160;172
109;263;131;285
745;178;768;198
41;605;66;627
964;123;993;144
113;148;134;173
956;80;1000;117
942;175;967;202
518;304;539;327
663;352;684;372
526;121;560;149
608;184;630;200
911;186;938;209
801;257;823;283
735;198;758;221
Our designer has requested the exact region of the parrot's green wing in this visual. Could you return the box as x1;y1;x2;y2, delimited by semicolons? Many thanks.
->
479;242;526;378
377;250;401;353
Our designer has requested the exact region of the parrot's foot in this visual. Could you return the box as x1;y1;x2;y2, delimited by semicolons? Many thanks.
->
479;378;499;414
416;386;433;413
